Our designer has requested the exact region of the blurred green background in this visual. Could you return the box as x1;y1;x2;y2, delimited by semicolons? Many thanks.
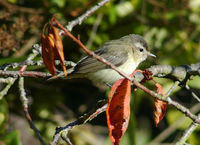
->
0;0;200;145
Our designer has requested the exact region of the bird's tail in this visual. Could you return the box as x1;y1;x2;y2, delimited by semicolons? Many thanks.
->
47;67;86;81
47;67;74;81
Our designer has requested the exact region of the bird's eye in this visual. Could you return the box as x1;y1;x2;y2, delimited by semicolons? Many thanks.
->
139;48;144;52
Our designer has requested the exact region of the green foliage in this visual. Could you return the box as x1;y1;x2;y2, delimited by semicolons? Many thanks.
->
0;99;8;134
1;130;21;145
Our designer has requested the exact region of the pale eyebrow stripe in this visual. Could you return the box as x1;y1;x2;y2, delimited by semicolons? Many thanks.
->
135;42;144;48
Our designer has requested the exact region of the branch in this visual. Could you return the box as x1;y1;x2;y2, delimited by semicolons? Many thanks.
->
0;47;40;100
0;70;51;78
185;85;200;102
0;77;16;100
148;103;200;145
86;13;103;49
174;114;200;145
148;63;200;82
19;77;46;145
0;60;76;71
17;47;46;145
50;99;107;145
65;0;111;32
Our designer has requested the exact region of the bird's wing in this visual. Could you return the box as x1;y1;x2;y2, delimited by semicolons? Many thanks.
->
72;40;129;74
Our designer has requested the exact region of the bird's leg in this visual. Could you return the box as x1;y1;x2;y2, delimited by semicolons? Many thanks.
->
104;82;112;88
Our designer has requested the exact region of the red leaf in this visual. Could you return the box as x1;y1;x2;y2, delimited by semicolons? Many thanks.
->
41;34;56;76
106;78;131;145
50;27;67;78
41;24;67;78
153;83;168;126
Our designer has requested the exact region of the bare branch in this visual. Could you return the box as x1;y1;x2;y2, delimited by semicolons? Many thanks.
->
0;77;16;100
185;85;200;102
174;114;200;145
0;70;51;78
65;0;111;32
148;63;200;82
0;60;76;71
148;103;200;145
164;81;180;99
19;77;46;145
50;99;107;145
86;13;103;49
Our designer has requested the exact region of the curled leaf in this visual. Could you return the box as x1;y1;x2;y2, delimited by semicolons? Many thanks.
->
41;24;67;78
50;26;67;78
153;83;168;126
41;34;56;76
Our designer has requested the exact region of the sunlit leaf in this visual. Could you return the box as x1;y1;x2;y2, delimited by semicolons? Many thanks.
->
41;34;56;76
106;78;131;145
50;26;67;78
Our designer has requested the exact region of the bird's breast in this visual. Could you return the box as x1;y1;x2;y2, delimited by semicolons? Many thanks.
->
88;56;137;84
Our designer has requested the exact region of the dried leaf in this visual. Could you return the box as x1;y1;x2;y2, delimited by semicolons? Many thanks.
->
153;83;168;126
50;26;67;78
41;34;56;76
106;78;131;145
41;24;67;78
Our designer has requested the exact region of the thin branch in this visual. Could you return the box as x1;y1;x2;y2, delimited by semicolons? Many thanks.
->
50;99;107;145
185;85;200;103
0;60;76;71
0;77;16;100
174;114;200;145
167;97;200;124
86;13;103;49
164;81;180;99
65;0;111;32
148;103;200;145
0;78;16;83
0;70;51;78
148;63;200;82
18;77;46;145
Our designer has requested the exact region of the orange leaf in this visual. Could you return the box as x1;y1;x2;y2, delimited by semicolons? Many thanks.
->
153;83;168;126
41;34;56;76
50;26;67;78
106;78;131;145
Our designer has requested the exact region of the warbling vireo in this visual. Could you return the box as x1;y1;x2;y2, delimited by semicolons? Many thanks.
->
57;34;155;84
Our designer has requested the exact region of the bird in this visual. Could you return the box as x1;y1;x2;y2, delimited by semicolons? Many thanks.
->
55;34;155;84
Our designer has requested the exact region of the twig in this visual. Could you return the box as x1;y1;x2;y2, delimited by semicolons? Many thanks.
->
65;0;111;32
18;77;46;145
167;97;200;124
0;78;14;83
86;13;103;49
148;63;200;82
0;60;76;71
148;102;200;145
174;113;200;145
185;85;200;102
0;77;16;100
0;70;51;78
50;99;107;145
164;81;180;99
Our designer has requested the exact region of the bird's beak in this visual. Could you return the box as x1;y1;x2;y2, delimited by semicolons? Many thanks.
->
148;52;156;58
